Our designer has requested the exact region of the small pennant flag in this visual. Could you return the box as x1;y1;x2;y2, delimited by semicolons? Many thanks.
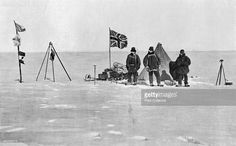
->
19;59;24;64
110;29;128;49
14;21;26;32
18;51;25;57
50;49;55;61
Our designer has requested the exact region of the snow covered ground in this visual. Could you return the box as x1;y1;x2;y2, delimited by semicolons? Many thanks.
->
0;51;236;146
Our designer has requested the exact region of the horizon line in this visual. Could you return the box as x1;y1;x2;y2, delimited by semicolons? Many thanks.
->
0;50;236;53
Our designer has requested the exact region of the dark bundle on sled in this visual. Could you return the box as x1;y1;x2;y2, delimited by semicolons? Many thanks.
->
98;62;128;81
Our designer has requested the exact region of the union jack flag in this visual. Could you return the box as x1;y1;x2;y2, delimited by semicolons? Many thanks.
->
110;29;128;49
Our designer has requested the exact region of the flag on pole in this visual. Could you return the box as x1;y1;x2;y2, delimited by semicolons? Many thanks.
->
14;21;26;32
19;59;25;64
18;51;25;57
13;21;26;83
19;51;25;64
110;29;128;49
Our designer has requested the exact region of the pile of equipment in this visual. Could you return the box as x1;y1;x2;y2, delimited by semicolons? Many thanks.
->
98;62;128;81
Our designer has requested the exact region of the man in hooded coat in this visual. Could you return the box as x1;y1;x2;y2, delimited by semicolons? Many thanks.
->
126;47;141;85
143;46;162;86
175;49;191;87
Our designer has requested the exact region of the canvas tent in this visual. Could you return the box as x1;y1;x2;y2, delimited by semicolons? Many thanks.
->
138;43;172;81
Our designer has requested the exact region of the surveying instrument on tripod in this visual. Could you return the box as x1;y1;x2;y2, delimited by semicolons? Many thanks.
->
36;42;72;82
215;59;232;86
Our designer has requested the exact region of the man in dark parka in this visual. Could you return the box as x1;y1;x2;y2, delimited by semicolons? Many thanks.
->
143;46;162;86
175;49;191;87
126;47;141;85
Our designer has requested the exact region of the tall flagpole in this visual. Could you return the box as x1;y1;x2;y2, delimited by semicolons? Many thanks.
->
17;46;22;83
14;21;23;83
109;27;111;69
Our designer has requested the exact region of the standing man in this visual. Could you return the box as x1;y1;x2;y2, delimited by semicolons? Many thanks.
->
143;46;162;86
126;47;141;85
175;49;191;87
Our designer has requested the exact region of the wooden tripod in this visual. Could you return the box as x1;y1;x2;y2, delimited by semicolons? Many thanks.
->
215;59;226;85
36;42;72;82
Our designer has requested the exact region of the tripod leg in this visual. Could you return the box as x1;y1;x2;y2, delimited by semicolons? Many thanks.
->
51;45;72;81
52;60;55;82
44;48;50;80
216;65;221;85
36;47;50;81
222;65;227;84
219;64;222;85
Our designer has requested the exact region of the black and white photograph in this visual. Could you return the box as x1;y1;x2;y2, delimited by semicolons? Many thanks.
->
0;0;236;145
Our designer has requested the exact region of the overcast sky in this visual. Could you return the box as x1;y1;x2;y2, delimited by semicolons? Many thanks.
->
0;0;235;52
